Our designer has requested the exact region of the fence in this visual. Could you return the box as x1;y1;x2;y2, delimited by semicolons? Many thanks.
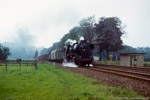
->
0;60;38;71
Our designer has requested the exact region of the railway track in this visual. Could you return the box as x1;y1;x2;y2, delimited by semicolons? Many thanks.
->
94;64;150;74
48;62;150;97
84;66;150;83
49;61;150;82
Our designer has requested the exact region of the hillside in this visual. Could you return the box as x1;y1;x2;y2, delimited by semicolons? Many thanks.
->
1;42;43;59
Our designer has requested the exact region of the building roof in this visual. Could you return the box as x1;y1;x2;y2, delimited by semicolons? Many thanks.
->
120;53;145;56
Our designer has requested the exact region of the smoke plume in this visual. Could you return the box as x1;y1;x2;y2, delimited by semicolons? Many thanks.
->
65;39;76;45
15;27;35;46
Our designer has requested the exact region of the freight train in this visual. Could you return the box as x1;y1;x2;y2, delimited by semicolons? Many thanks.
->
38;40;94;66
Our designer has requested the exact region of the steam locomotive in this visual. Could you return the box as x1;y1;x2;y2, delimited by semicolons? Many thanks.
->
38;40;94;66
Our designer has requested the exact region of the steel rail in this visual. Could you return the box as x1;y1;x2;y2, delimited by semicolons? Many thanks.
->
84;67;150;82
94;66;150;77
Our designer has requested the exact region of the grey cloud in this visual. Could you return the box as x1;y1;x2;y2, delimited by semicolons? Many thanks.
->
15;28;35;46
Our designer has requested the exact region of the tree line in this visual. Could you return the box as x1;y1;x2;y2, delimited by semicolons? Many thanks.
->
40;16;126;61
40;16;150;60
0;44;10;59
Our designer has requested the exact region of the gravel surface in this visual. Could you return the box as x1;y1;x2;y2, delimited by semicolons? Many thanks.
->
49;62;150;98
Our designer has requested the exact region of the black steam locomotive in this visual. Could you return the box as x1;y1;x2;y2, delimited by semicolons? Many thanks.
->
38;40;94;66
64;40;94;66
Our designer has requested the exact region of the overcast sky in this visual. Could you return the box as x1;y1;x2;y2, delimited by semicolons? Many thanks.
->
0;0;150;48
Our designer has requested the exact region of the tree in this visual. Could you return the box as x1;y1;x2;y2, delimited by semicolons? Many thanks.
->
94;17;125;60
47;42;59;52
40;48;48;55
33;50;38;59
58;27;80;48
79;16;96;42
0;44;11;59
58;34;70;48
68;27;81;41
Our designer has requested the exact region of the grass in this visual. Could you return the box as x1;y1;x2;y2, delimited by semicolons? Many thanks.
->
0;63;35;71
144;61;150;67
0;63;144;100
95;60;120;66
96;60;150;68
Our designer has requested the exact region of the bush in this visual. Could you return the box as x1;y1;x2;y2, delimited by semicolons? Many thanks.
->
144;63;150;67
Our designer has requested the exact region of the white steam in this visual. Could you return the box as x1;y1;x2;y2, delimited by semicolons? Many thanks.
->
65;39;76;45
62;62;93;67
62;62;78;67
79;36;84;40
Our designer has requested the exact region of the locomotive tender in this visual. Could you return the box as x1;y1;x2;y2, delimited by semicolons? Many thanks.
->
38;40;94;66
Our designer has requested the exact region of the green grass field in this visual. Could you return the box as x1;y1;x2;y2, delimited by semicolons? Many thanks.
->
0;63;144;100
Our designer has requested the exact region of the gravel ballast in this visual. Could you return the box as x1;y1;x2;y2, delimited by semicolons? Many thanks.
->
49;62;150;98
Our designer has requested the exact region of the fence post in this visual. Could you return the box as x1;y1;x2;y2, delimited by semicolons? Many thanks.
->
35;60;37;70
5;60;7;71
27;60;28;66
19;62;21;70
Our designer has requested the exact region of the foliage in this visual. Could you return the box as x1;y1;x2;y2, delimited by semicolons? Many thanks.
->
79;16;96;42
0;44;11;59
94;17;125;60
41;16;96;54
144;63;150;67
58;27;80;48
40;42;59;55
1;42;43;59
40;48;49;55
39;16;150;62
47;42;59;52
33;50;38;59
137;47;150;60
93;45;150;61
0;63;143;99
58;33;70;48
67;26;81;41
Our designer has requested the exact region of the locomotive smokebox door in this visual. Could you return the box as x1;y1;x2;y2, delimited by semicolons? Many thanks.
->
89;44;94;49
